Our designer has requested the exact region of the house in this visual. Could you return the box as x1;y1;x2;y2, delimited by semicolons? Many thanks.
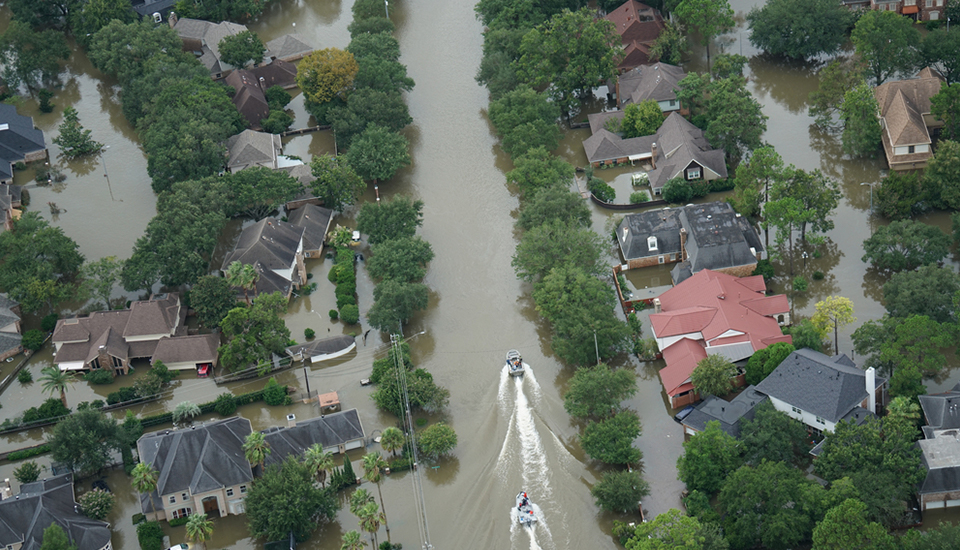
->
286;335;357;363
0;293;22;361
604;0;666;72
679;386;768;437
50;293;204;375
0;474;112;550
616;62;687;111
225;71;271;130
753;349;885;435
916;384;960;510
0;104;47;184
265;33;315;63
249;59;299;90
137;417;254;522
615;201;764;283
225;130;282;173
151;333;219;372
221;218;307;299
582;112;728;195
263;409;365;460
286;203;334;258
650;269;791;408
874;68;944;171
870;0;946;21
0;184;22;232
130;0;177;23
170;15;248;79
283;164;321;210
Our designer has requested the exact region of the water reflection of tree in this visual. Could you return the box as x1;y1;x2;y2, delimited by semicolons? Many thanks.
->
62;155;98;177
788;238;843;311
808;124;885;211
748;54;820;115
97;81;139;142
861;266;892;305
424;455;459;486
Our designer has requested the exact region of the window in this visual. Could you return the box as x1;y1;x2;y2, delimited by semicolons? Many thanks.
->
658;256;665;264
791;406;802;414
669;99;676;107
816;416;825;424
182;492;188;501
112;355;123;368
908;145;916;154
927;0;933;7
240;485;247;494
687;167;701;180
171;508;193;519
226;488;234;497
168;496;176;504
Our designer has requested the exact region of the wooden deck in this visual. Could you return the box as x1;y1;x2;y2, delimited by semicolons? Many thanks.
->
280;125;331;138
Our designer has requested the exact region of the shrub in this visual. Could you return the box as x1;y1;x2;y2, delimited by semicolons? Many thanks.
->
305;328;316;339
752;259;775;281
22;398;69;424
812;271;825;281
168;516;189;527
340;304;360;325
106;386;137;405
263;378;289;406
136;521;164;550
17;369;32;384
21;329;44;351
38;89;54;113
329;309;339;319
84;369;115;385
41;313;58;332
132;513;146;525
6;444;50;461
336;280;357;297
337;294;357;309
793;276;808;292
78;488;115;520
172;401;201;424
708;178;734;192
260;109;293;134
133;372;163;398
214;393;237;416
588;177;616;203
13;461;40;483
662;178;693;203
265;85;292;110
629;191;650;204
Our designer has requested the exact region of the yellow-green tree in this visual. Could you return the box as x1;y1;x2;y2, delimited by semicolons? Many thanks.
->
620;100;663;139
296;48;359;105
812;296;856;355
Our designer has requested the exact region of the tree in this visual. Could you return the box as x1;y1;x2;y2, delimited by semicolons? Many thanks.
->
840;83;882;158
809;59;869;129
354;55;415;94
690;354;737;397
861;220;950;272
811;296;856;355
516;187;591;231
504;146;575;195
925;139;960;209
225;167;303;220
246;455;339;541
676;421;743;495
875;171;925;220
185;513;214;550
349;16;395;37
40;524;76;550
476;27;525;99
513;220;605;282
53;106;102;159
217;31;264;69
563;364;637;420
80;256;121;309
304;444;335;488
650;21;688;66
0;21;70;92
330;88;412;148
297;48;359;105
366;237;435;283
731;146;786;218
739;401;809;466
591;470;649;514
813;498;895;550
190;275;238;328
347;32;402;63
744;342;795;385
49;409;119;476
170;401;200;425
674;0;735;72
70;0;135;47
702;76;767;161
357;501;386;549
78;489;115;520
623;508;729;550
171;0;268;22
219;292;291;374
372;364;449;416
225;261;257;306
344;124;411;183
515;8;621;116
367;280;430;334
718;460;818;550
883;264;960;323
581;410;642;465
379;427;405;457
341;530;368;550
620;100;663;138
131;462;159;517
350;488;375;516
88;20;186;85
747;0;851;60
417;422;458;461
39;366;75;409
487;87;561;157
851;10;921;86
310;154;366;212
14;461;41;484
356;196;425;245
243;431;271;472
852;314;953;377
921;28;960;85
362;452;390;537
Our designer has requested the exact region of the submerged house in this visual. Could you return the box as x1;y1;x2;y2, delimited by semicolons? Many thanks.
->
221;218;307;300
263;409;365;459
917;384;960;510
874;68;944;171
604;0;666;72
0;104;47;184
615;62;687;112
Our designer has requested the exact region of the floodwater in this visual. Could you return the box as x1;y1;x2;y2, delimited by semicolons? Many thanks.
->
0;0;958;547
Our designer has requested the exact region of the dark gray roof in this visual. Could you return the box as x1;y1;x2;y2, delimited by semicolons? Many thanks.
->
0;331;21;356
222;217;304;273
136;417;253;512
754;349;884;424
0;104;46;180
617;63;686;108
919;433;960;495
920;386;960;433
131;0;177;18
647;113;728;190
0;292;19;328
287;203;333;252
682;386;768;437
616;206;682;260
252;261;293;297
0;474;111;550
285;335;356;359
262;409;364;464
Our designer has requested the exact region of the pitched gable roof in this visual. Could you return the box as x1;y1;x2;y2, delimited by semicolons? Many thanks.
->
265;33;314;62
919;433;960;495
225;70;270;130
249;59;298;89
173;17;248;74
648;113;727;189
286;203;333;252
222;218;304;275
604;0;665;69
682;386;769;437
0;474;111;550
920;384;960;438
124;293;181;338
262;409;364;463
618;63;686;107
152;333;219;366
754;349;883;423
0;104;46;181
225;130;281;171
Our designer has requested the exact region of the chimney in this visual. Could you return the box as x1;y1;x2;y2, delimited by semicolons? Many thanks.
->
653;298;661;314
650;142;657;170
259;76;266;91
168;11;178;28
679;228;687;262
286;413;296;428
622;226;628;241
865;367;876;414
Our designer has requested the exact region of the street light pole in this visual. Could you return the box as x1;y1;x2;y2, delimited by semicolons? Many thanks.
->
385;0;389;18
860;181;878;213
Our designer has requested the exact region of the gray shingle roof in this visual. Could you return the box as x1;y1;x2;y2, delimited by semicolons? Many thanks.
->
136;417;254;513
262;409;364;464
225;130;281;171
682;386;768;437
618;63;686;108
616;206;682;260
920;384;960;433
919;433;960;495
173;18;247;74
0;104;46;181
0;474;111;550
0;292;19;328
265;33;314;61
222;217;304;274
754;349;883;424
285;335;356;360
647;113;728;190
286;203;333;252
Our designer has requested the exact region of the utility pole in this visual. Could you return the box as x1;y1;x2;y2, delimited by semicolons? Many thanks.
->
594;330;600;365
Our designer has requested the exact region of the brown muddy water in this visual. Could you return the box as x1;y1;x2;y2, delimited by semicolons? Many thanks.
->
1;0;958;547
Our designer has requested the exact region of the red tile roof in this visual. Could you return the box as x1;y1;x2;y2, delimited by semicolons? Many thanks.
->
660;338;705;396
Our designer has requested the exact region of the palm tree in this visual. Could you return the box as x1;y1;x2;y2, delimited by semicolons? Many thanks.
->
379;427;405;457
39;366;76;409
225;261;256;305
304;444;335;487
349;488;374;516
358;501;385;549
172;401;201;425
242;263;259;300
131;462;159;518
243;431;271;473
341;530;367;550
362;452;390;540
185;512;214;550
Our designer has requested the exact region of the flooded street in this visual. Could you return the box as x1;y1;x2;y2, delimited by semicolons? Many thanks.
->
1;0;959;547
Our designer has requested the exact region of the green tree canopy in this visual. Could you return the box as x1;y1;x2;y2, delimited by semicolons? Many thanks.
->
53;106;102;159
852;314;953;377
851;10;921;86
40;524;76;550
356;195;425;245
309;154;366;212
505;146;575;195
674;0;734;71
650;20;689;66
348;16;395;37
512;220;605;282
70;0;135;47
744;342;795;385
731;145;786;218
580;409;643;465
217;30;265;69
515;187;591;231
353;55;416;94
769;167;842;240
49;409;119;476
366;280;429;334
190;275;238;328
875;171;924;220
80;256;121;309
813;498;896;550
371;365;449;416
563;363;637;420
218;292;292;374
245;455;339;542
861;220;950;272
171;0;268;22
925;139;960;209
739;400;809;466
417;422;458;460
808;59;868;130
921;27;960;85
623;508;728;550
366;236;435;283
680;75;767;161
347;32;402;63
883;264;960;323
840;82;883;158
690;354;737;397
676;421;743;495
88;20;186;85
330;88;412;148
620;100;663;138
0;21;70;92
343;124;411;183
476;27;525;99
746;0;852;60
223;167;303;220
811;296;856;355
591;470;650;514
487;87;561;156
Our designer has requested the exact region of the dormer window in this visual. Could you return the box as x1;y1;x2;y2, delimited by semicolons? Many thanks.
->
647;236;658;251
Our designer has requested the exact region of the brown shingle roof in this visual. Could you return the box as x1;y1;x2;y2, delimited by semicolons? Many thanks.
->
152;334;220;366
618;63;686;108
287;203;333;252
225;130;280;171
875;70;943;147
124;293;181;338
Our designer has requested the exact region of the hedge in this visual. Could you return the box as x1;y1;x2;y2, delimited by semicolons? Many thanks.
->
168;516;189;527
139;387;273;428
137;521;164;550
6;444;50;461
